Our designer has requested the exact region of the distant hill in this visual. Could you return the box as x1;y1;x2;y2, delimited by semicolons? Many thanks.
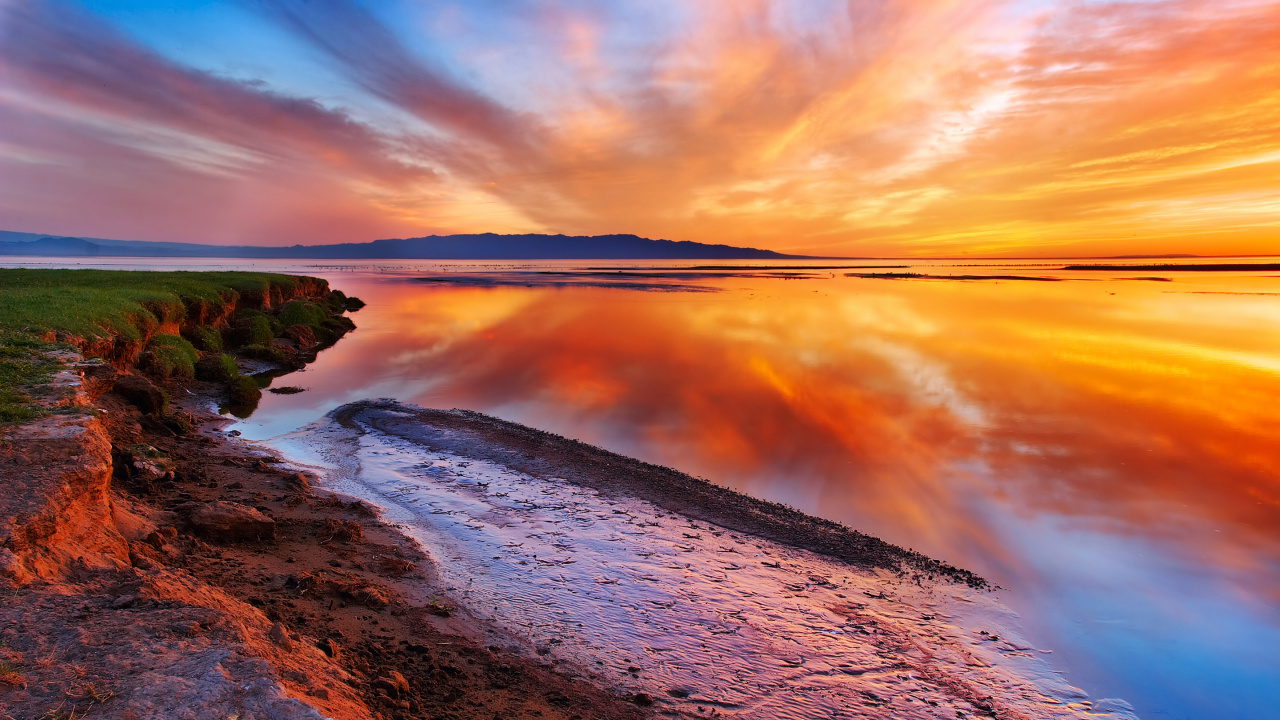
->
0;231;808;260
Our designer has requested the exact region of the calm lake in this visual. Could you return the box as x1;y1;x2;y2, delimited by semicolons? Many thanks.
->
8;256;1278;718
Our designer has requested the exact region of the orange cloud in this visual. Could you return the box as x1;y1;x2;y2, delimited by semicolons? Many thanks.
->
2;0;1278;255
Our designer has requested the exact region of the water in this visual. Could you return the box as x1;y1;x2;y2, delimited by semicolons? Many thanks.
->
7;255;1279;718
277;402;1126;719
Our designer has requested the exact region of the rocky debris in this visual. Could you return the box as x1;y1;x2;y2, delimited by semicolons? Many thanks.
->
323;517;363;543
375;670;411;698
288;571;390;608
284;324;318;348
318;636;341;660
112;373;168;415
377;555;415;577
287;472;312;492
183;500;276;542
270;621;294;651
114;444;175;492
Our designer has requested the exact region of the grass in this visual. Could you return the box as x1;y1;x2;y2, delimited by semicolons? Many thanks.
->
0;269;354;424
182;325;222;352
0;269;322;340
195;353;239;382
142;334;197;379
228;374;262;407
0;334;64;422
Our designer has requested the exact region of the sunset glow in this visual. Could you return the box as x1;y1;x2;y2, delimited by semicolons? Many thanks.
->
2;0;1279;256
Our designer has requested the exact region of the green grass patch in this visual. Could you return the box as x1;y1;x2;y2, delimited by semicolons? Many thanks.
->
183;325;223;353
141;334;197;379
228;374;262;406
195;353;240;382
0;333;63;422
279;300;328;329
237;343;290;364
225;310;279;348
0;269;323;340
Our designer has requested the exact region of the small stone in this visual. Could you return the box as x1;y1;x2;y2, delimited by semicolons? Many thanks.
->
171;621;202;637
373;670;410;698
113;374;167;414
144;531;166;549
268;622;293;651
128;549;156;570
388;670;410;695
287;473;311;492
111;594;138;609
666;687;692;699
185;501;276;542
317;637;341;660
631;692;654;706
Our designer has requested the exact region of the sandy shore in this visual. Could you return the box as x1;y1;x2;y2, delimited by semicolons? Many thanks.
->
0;377;651;720
1;368;1138;719
256;400;1140;720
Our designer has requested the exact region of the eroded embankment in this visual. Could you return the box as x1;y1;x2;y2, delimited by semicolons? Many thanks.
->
0;276;653;720
274;400;1142;720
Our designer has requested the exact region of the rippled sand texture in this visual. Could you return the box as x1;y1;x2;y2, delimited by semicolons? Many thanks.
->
274;403;1138;719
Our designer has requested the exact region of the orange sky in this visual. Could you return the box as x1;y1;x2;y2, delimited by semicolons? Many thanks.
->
1;0;1278;256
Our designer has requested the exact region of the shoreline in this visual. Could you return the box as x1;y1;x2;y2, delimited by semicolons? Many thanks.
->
262;400;1139;720
0;269;1135;719
1;374;654;720
331;401;988;588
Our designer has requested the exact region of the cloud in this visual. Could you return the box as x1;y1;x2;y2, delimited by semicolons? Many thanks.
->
0;0;449;242
2;0;1278;253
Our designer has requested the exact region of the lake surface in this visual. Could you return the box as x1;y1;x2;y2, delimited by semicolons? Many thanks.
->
6;255;1278;718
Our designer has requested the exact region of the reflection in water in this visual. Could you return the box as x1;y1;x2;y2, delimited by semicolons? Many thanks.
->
230;264;1280;720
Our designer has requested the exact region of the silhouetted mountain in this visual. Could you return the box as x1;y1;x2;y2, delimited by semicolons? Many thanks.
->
0;232;809;260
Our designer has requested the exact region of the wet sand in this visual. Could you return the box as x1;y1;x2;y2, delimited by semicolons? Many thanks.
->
265;399;1141;719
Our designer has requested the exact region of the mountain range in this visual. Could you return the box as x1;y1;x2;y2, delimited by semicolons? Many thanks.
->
0;230;805;260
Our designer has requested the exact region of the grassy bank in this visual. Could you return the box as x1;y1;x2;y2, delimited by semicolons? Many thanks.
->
0;269;326;340
0;269;361;422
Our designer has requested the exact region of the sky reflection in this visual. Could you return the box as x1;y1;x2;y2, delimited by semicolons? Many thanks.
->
231;263;1280;719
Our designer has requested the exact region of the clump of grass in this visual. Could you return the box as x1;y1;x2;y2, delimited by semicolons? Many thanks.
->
225;311;275;348
141;334;197;379
195;353;239;382
228;374;262;407
278;300;328;329
182;325;222;353
237;343;289;364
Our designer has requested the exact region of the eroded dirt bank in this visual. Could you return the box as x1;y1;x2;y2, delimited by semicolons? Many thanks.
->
0;382;653;720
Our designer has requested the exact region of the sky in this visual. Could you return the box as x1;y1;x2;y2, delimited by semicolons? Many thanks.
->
0;0;1278;257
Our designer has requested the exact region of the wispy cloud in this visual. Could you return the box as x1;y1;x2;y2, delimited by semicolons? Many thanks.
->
1;0;1278;254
